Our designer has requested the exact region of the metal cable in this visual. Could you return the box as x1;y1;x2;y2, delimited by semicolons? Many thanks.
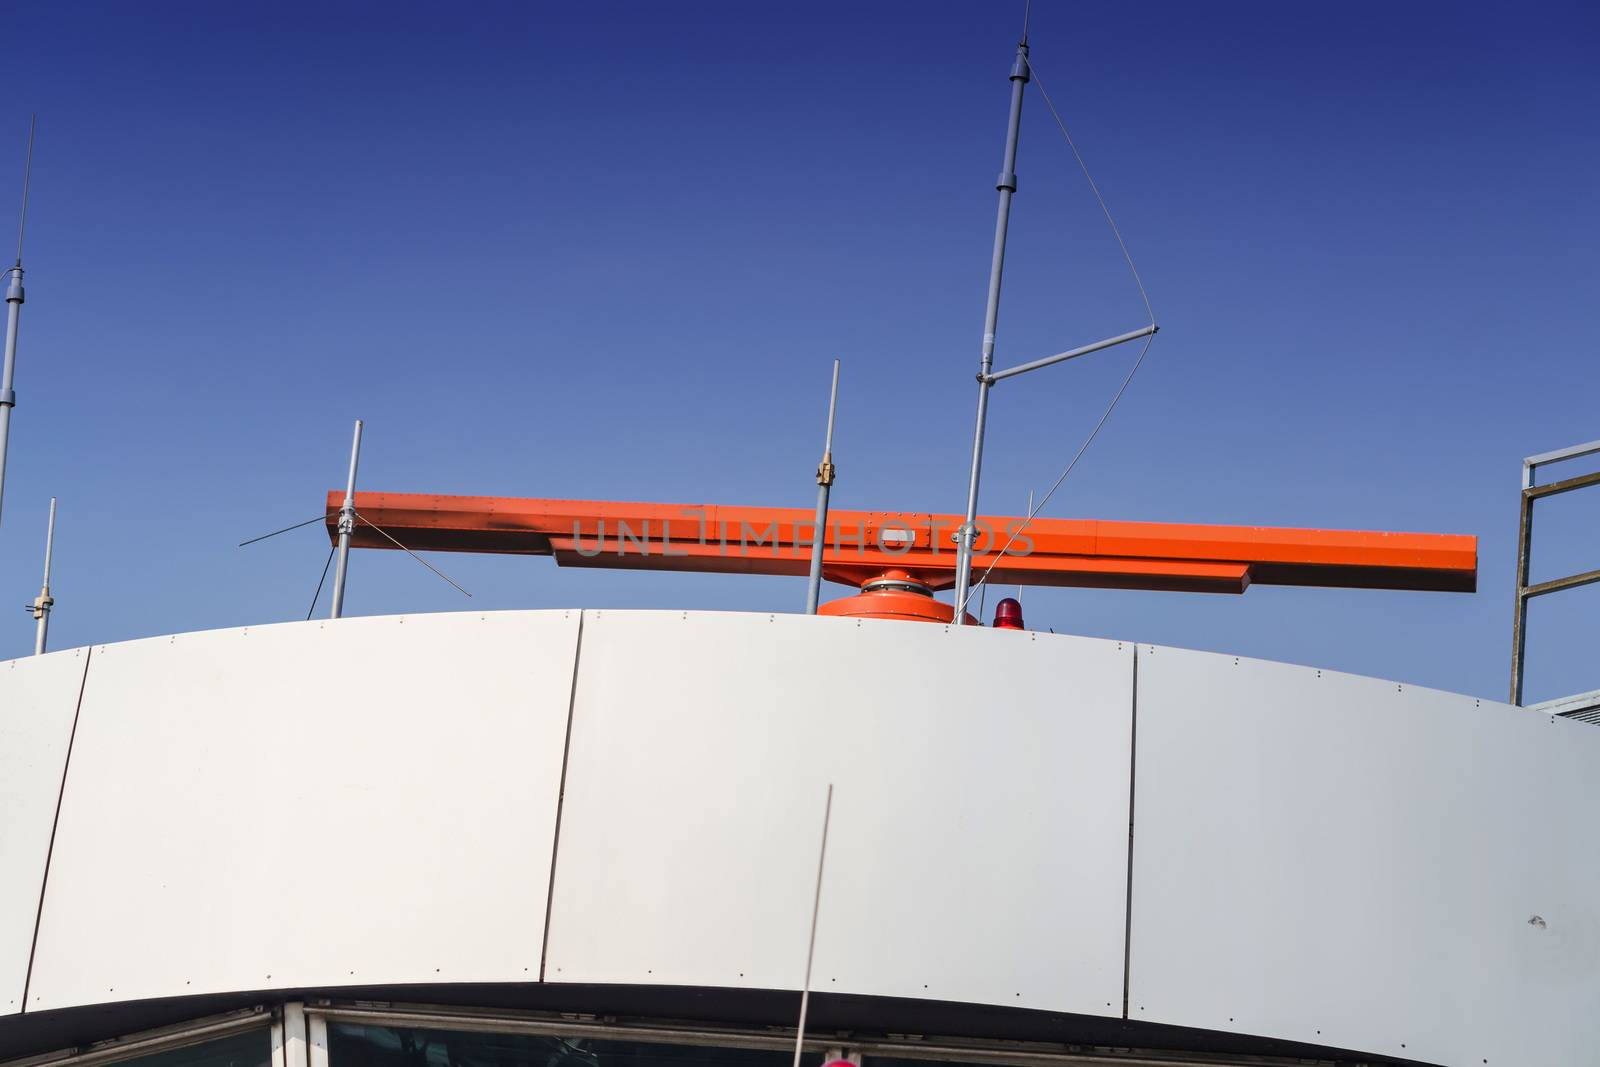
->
238;512;336;547
1029;62;1155;325
15;115;34;265
967;59;1158;604
969;333;1155;601
353;510;473;598
306;546;335;620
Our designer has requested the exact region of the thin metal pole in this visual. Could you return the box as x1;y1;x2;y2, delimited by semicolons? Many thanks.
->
0;116;37;531
805;360;841;615
953;42;1029;624
1510;482;1532;705
791;783;833;1067
329;419;363;619
31;495;55;655
1017;490;1032;603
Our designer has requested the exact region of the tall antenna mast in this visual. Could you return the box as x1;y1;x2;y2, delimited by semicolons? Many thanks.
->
0;115;36;530
29;496;55;654
329;419;363;619
952;41;1029;622
804;360;841;615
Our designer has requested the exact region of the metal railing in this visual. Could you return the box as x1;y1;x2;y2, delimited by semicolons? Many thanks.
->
1510;438;1600;706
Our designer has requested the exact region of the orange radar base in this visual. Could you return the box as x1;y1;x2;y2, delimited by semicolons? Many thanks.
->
324;491;1477;617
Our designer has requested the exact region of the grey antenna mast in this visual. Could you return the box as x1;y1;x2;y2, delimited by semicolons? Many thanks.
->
0;115;36;530
329;419;364;619
29;496;55;654
950;36;1159;622
951;40;1029;621
804;360;841;615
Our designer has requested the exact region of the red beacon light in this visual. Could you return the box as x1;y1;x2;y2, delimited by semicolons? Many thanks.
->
992;597;1025;630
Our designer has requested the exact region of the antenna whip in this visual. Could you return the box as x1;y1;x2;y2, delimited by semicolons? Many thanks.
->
968;58;1160;600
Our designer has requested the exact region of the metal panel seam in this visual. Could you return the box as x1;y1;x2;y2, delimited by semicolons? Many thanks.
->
538;611;585;982
1120;644;1138;1020
19;648;92;1012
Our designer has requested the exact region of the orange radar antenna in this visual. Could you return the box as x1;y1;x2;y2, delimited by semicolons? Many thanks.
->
325;491;1476;626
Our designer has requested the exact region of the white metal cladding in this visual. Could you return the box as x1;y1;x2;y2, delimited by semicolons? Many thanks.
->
24;612;580;1011
543;611;1136;1016
1128;643;1600;1067
0;648;88;1016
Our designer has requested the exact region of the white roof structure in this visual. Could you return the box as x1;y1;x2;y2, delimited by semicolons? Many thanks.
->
2;609;1595;1067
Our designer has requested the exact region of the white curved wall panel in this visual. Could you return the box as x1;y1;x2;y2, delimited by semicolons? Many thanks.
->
0;648;88;1016
25;612;580;1012
1128;643;1600;1067
543;611;1136;1016
3;608;1595;1067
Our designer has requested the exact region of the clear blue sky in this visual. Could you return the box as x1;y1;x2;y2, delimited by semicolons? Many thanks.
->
0;1;1594;702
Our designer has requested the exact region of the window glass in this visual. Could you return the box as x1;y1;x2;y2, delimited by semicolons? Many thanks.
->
328;1025;795;1067
105;1030;272;1067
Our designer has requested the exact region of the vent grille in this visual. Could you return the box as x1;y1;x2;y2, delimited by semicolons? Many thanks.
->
1532;688;1600;725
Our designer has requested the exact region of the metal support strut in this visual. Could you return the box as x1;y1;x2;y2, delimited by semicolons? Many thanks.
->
953;41;1029;623
329;419;363;619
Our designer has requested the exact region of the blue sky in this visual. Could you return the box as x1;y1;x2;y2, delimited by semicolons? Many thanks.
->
0;1;1594;702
